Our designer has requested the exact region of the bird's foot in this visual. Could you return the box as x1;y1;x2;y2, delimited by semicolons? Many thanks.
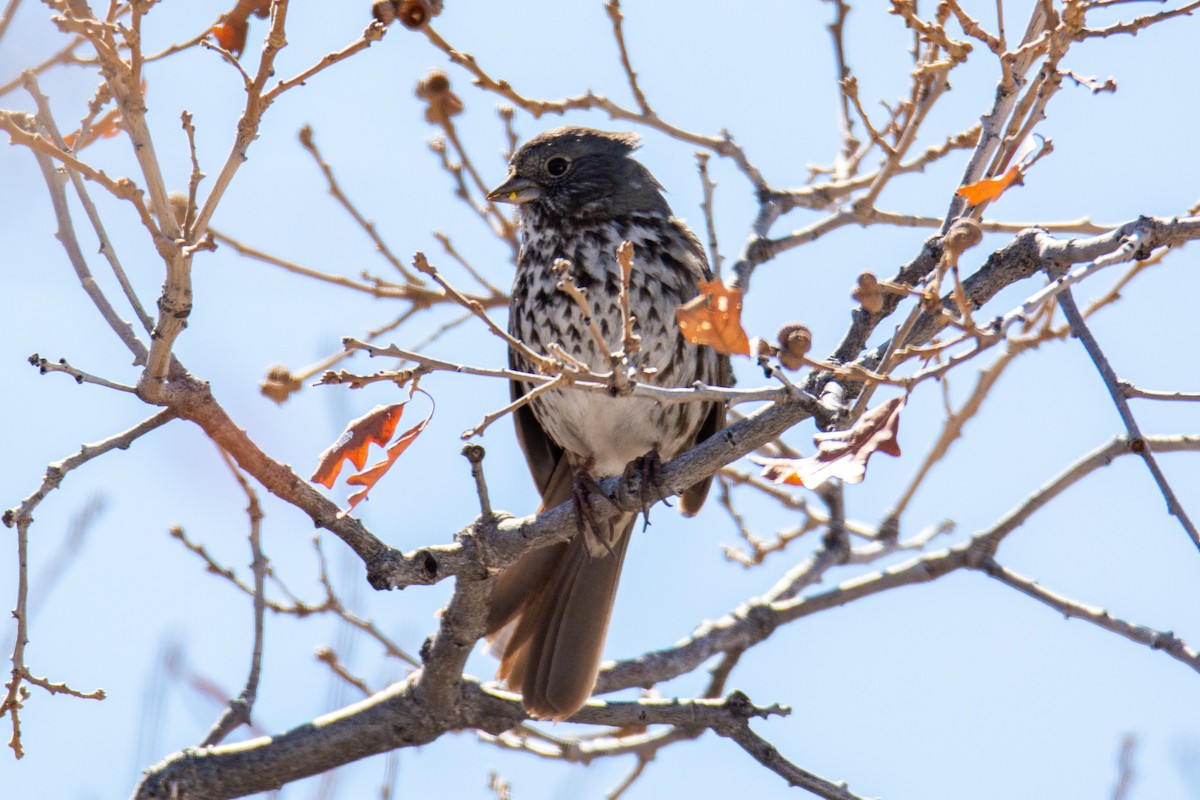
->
622;449;670;531
572;464;625;557
571;461;606;536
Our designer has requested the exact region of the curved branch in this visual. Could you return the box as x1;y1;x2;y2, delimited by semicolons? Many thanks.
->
132;680;785;800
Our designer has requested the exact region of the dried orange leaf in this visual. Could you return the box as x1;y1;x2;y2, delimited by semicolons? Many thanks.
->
675;279;751;356
210;18;249;55
342;416;431;515
311;403;408;489
955;164;1021;206
311;394;435;517
752;396;906;490
210;0;272;57
956;136;1050;207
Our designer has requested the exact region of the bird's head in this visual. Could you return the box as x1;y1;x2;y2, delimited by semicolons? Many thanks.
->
488;126;669;220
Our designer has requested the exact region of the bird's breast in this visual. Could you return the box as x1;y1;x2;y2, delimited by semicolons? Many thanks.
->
509;214;712;474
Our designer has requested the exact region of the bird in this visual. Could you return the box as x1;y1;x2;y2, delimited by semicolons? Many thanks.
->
485;126;730;721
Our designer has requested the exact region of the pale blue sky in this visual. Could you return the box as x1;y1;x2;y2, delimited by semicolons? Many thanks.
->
2;2;1200;799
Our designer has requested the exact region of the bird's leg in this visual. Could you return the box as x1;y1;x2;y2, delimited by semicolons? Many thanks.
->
622;448;670;531
571;457;608;539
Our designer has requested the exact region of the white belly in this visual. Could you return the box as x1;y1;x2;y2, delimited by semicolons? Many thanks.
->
534;389;677;476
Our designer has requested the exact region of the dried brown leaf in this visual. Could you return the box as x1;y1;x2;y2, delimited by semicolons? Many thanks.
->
210;0;272;57
676;279;751;357
753;396;906;489
311;393;434;516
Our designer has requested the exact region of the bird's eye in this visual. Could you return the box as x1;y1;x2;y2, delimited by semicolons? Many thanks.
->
545;156;570;177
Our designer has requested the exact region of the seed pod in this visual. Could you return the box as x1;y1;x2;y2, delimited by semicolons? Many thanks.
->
416;69;464;124
168;192;189;227
260;365;302;405
372;0;397;25
776;323;812;371
943;218;982;262
852;272;884;314
397;0;435;29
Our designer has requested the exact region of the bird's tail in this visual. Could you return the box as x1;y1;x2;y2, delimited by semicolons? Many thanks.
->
485;462;635;721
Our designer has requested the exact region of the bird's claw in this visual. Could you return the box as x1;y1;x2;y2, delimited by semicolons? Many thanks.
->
623;449;670;531
571;467;607;538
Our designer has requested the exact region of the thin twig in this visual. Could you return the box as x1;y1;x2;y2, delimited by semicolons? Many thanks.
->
0;0;25;49
28;354;137;393
143;29;210;62
462;374;570;439
315;647;372;697
2;411;172;757
298;124;422;283
719;721;873;800
1111;733;1136;800
168;526;420;667
0;35;87;97
199;450;268;747
433;230;504;297
1119;383;1200;402
1081;0;1200;38
605;0;652;116
1057;287;1200;553
263;21;387;103
3;414;175;533
200;37;253;85
181;111;204;233
982;558;1200;672
208;228;474;304
412;252;554;370
267;306;447;401
825;0;858;174
607;756;649;800
886;339;1021;521
420;23;769;191
24;65;155;337
430;110;519;249
695;152;723;274
2;109;160;236
341;338;789;408
462;444;493;518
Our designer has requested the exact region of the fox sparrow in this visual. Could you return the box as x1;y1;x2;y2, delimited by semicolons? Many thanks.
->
486;127;730;720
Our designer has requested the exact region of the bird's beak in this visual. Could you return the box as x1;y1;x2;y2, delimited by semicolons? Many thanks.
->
487;172;541;205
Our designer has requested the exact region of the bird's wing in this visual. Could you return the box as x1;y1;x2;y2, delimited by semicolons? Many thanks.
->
509;346;564;499
670;217;734;516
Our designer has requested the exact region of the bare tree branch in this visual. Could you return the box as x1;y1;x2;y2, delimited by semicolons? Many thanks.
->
199;452;269;747
1058;286;1200;552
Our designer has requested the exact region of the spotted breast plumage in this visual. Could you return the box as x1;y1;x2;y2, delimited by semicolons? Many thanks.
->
486;126;730;720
